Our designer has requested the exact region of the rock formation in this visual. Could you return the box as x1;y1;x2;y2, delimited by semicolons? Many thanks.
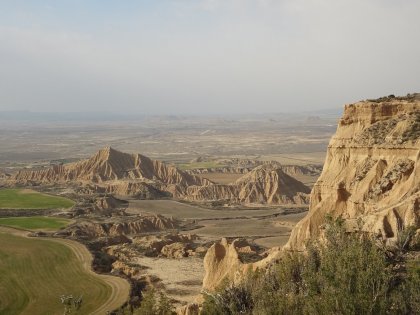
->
287;94;420;249
12;147;212;196
94;195;127;212
185;163;322;178
9;147;312;205
186;164;311;205
202;238;280;291
202;94;420;291
58;214;177;239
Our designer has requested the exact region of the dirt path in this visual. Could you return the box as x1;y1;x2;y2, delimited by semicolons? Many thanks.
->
0;226;130;314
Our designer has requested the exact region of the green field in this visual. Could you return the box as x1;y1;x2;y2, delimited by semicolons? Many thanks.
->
0;189;74;209
0;233;112;315
0;216;71;231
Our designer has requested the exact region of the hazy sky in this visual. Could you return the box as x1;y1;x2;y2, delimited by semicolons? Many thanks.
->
0;0;419;114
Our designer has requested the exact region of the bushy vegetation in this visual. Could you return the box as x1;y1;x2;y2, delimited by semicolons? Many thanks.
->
116;289;176;315
367;93;419;103
401;112;420;142
202;217;420;315
134;289;175;315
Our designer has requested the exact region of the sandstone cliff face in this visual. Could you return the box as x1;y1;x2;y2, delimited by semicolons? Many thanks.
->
186;164;310;205
202;238;281;291
287;97;420;249
201;95;420;292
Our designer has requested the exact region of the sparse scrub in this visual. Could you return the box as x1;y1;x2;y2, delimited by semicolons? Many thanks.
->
202;217;420;315
133;289;175;315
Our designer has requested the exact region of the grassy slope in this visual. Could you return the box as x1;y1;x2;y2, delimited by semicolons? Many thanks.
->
0;233;112;315
0;216;71;231
0;189;74;209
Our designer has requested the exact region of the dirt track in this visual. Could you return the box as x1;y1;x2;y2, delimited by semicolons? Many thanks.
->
0;226;130;314
53;238;130;315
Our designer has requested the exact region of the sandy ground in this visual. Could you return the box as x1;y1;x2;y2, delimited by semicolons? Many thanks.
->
0;226;130;314
128;200;307;246
127;200;291;219
196;173;243;184
126;200;308;304
135;256;204;304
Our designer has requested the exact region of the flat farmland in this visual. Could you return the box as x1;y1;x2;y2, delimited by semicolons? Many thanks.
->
0;216;71;231
0;231;130;315
0;189;74;209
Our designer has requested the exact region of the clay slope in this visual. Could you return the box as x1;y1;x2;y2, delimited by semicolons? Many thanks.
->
58;214;177;239
186;164;311;205
12;147;211;195
287;94;420;249
186;164;322;177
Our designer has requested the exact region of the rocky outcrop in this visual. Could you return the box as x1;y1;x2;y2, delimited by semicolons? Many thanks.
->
161;242;189;259
58;214;177;239
0;170;11;180
94;195;127;211
131;233;199;257
202;238;242;291
185;163;322;178
8;148;313;206
202;238;280;291
201;94;420;292
104;181;170;199
12;147;212;195
286;95;420;249
186;164;311;205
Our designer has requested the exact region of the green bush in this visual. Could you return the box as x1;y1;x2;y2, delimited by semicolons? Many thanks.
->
134;289;175;315
202;218;420;315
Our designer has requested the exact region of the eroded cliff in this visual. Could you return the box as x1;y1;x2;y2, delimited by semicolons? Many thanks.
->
202;94;420;292
186;164;311;205
12;147;212;197
286;95;420;249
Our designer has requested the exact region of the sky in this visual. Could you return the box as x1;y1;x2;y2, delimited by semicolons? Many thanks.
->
0;0;419;115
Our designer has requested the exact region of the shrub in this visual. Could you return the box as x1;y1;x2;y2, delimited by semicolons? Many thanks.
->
134;289;175;315
202;217;420;315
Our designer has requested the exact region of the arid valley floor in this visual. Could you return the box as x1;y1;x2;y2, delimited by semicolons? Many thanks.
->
0;111;338;313
1;97;419;314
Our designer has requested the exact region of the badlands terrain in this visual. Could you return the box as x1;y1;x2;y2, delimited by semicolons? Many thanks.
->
0;95;419;314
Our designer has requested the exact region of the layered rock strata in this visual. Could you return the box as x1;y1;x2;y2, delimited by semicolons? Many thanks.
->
186;164;311;205
287;96;420;249
202;94;420;291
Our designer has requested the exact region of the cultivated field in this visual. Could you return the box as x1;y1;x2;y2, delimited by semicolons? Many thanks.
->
0;231;129;315
0;216;71;231
0;189;74;209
